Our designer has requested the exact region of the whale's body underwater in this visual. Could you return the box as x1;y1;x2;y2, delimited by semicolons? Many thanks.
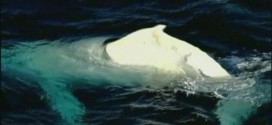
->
106;24;230;78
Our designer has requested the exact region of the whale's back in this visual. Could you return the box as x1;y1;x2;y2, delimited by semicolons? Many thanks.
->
106;25;230;78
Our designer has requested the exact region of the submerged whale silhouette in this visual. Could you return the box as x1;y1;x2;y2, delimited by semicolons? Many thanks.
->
105;24;230;78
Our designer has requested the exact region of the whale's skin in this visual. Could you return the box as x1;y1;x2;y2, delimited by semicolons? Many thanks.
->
105;24;230;78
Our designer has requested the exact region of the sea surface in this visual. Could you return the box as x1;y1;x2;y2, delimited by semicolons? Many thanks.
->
1;0;271;125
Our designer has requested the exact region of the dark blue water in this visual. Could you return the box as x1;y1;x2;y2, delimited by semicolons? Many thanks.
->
1;0;271;125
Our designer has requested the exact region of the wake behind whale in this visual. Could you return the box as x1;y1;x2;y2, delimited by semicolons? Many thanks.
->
2;25;270;125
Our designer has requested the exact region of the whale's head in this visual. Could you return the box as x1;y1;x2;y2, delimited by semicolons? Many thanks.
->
105;24;231;78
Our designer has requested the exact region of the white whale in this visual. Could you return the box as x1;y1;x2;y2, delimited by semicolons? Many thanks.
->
105;24;230;78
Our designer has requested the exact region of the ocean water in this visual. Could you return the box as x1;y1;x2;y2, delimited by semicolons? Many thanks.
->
1;0;271;125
